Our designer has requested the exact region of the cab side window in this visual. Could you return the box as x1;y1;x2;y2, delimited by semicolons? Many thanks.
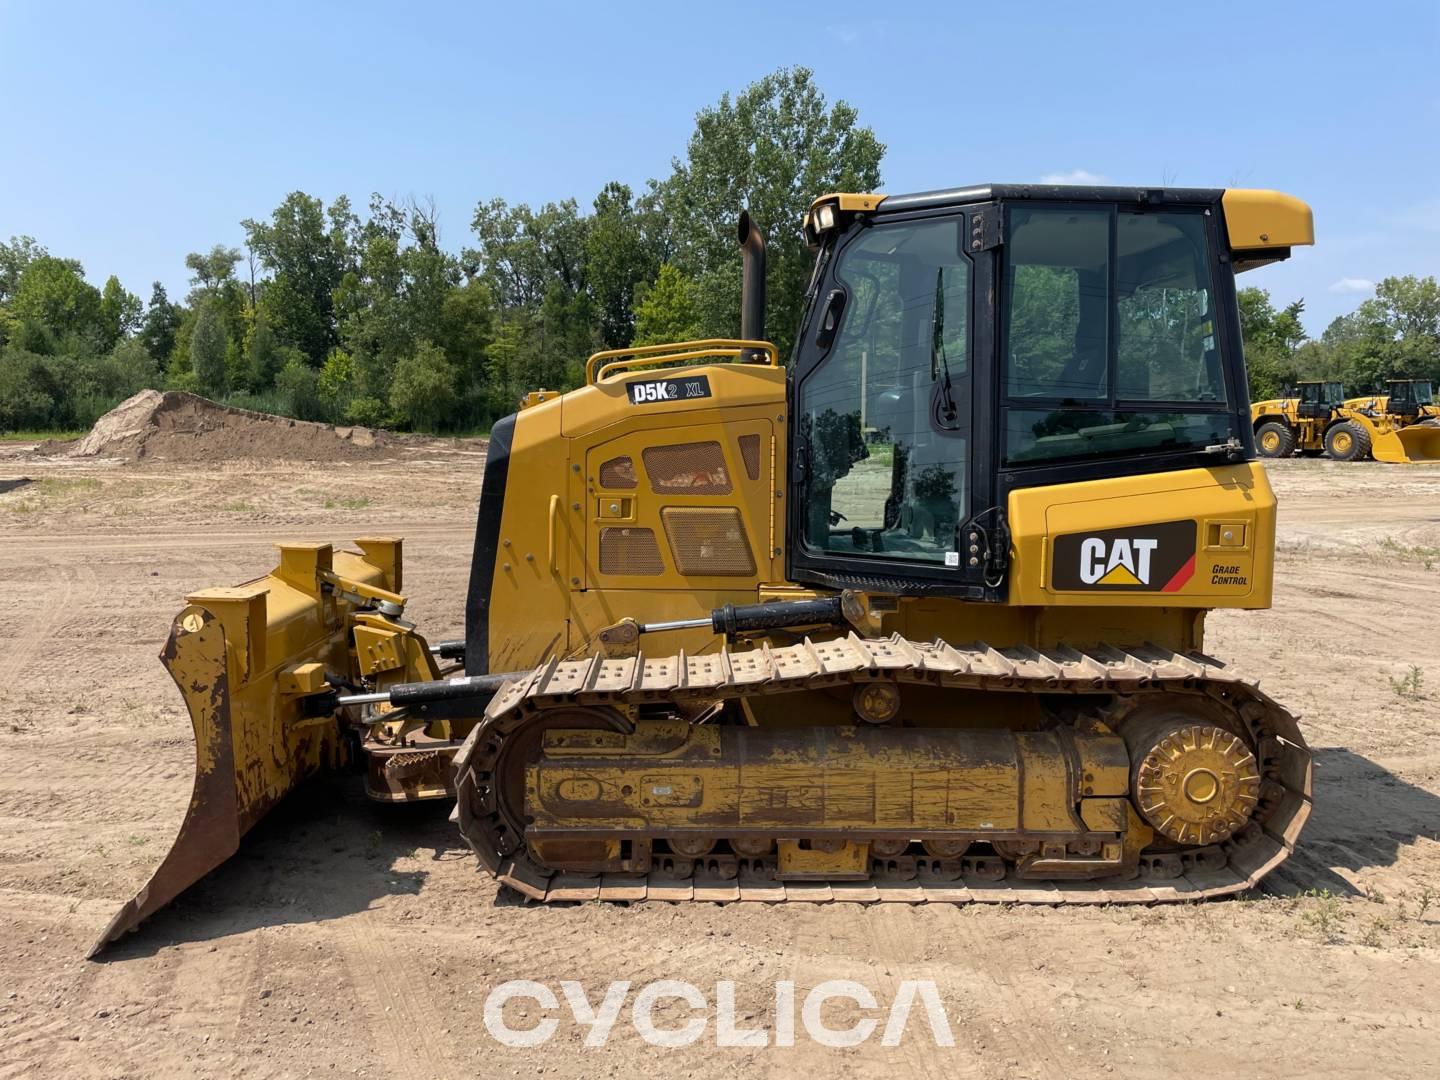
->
1003;206;1234;466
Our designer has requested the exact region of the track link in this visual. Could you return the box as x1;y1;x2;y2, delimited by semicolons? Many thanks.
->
453;635;1311;905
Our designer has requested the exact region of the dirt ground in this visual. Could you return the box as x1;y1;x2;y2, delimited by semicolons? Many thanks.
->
1;444;1437;1079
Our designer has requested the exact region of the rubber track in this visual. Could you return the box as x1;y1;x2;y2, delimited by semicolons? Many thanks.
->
452;635;1312;906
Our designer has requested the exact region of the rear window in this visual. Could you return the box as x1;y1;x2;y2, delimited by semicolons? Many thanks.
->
1003;206;1234;465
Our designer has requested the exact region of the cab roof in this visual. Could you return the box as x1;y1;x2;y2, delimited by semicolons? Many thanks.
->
806;185;1314;266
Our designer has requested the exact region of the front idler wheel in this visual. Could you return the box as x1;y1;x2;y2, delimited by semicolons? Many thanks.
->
1124;717;1261;845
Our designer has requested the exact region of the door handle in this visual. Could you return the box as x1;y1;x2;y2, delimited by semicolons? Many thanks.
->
547;494;560;574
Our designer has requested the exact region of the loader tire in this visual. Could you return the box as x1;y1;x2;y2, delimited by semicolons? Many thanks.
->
1255;421;1295;458
1325;421;1371;461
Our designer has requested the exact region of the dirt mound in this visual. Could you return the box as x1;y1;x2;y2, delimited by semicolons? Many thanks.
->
74;390;401;463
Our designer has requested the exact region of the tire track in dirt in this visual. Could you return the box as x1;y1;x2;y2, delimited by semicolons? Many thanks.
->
328;911;459;1080
926;908;1072;1080
0;558;76;692
858;908;962;1080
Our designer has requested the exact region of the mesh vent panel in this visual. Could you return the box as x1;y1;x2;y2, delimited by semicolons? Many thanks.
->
643;441;732;495
598;527;664;575
738;434;762;481
598;455;637;489
661;507;756;576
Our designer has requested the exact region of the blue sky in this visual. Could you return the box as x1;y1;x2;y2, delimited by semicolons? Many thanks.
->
1;1;1436;336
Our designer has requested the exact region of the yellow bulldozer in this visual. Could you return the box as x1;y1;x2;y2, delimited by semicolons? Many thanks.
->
1252;377;1440;462
95;184;1318;955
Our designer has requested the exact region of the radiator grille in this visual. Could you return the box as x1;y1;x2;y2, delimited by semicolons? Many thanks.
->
598;455;637;489
598;527;664;575
643;441;732;495
738;434;762;481
661;507;756;576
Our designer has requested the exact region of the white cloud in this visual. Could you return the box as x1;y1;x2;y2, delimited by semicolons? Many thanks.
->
1328;277;1376;294
1040;169;1108;185
826;24;859;44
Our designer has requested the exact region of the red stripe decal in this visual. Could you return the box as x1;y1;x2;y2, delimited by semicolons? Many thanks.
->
1161;554;1196;593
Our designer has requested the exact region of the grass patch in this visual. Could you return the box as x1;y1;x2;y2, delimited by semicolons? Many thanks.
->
222;499;256;513
0;429;85;442
1388;665;1425;700
1;475;102;513
35;477;101;495
1296;887;1345;943
1379;536;1440;566
322;495;372;510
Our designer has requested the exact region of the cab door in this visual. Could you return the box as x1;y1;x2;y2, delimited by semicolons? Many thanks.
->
786;209;1000;599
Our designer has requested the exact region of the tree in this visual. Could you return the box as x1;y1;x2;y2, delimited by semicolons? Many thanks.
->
585;182;664;348
245;314;281;391
466;198;589;310
243;192;352;363
184;245;242;296
1237;287;1307;399
141;282;180;364
388;341;455;431
0;236;70;304
658;66;885;356
98;275;142;350
1373;275;1440;343
190;300;228;396
632;263;702;345
275;348;321;420
8;256;103;352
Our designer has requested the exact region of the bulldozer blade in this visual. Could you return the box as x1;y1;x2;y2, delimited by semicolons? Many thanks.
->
89;608;247;957
90;540;403;957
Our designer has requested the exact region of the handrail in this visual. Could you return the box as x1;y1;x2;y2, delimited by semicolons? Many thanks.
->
585;338;779;385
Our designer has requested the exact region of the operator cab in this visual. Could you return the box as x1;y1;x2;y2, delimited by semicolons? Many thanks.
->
1386;378;1433;419
1296;380;1343;419
787;185;1312;599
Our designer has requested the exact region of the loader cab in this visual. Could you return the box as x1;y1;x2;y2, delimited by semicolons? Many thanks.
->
788;185;1311;600
1386;379;1432;419
1295;380;1343;419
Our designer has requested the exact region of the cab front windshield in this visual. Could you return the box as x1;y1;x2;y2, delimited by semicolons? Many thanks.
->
1392;380;1434;405
796;218;971;564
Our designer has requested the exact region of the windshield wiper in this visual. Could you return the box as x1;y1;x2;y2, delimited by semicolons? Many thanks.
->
931;268;959;427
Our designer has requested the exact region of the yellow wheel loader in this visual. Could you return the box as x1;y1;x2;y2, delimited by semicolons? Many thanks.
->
1336;379;1440;463
1249;380;1345;458
95;184;1317;955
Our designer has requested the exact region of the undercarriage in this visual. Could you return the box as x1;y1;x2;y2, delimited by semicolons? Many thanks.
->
454;635;1311;904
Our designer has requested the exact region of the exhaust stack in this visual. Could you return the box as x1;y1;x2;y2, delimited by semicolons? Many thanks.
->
737;210;766;361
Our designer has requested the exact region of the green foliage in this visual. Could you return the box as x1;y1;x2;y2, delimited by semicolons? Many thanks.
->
276;348;322;420
388;341;454;430
141;281;179;364
190;300;228;397
1388;665;1425;701
244;193;352;363
586;182;665;348
632;263;702;345
0;236;56;303
659;65;885;357
9;255;103;352
1238;287;1308;399
245;316;281;391
98;276;142;351
184;245;241;294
